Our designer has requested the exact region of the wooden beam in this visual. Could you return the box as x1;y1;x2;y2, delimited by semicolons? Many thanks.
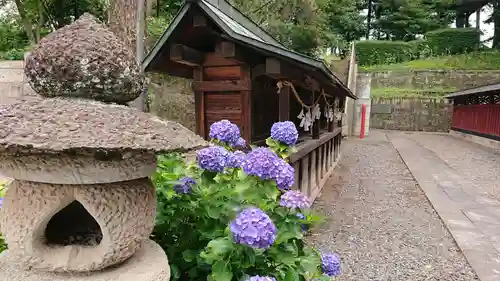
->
252;60;321;93
170;44;204;67
215;41;246;63
192;80;251;92
279;84;290;121
193;14;207;27
266;58;281;75
289;129;341;163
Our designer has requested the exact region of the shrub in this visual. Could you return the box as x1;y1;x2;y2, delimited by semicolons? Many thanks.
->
356;40;416;66
0;48;26;61
152;120;341;281
0;19;28;52
425;28;480;56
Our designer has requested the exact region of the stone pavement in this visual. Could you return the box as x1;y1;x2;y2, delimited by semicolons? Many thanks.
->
388;131;500;281
310;130;477;281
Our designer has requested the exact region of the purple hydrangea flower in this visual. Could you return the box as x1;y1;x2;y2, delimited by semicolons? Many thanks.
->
173;177;196;194
226;151;246;168
280;190;310;209
241;147;281;180
0;198;3;208
275;161;295;190
246;276;277;281
209;120;241;145
270;121;299;146
321;253;341;277
230;207;277;249
197;146;229;172
234;137;246;148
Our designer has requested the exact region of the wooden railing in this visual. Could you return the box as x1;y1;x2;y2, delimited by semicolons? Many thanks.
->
289;128;342;202
452;104;500;138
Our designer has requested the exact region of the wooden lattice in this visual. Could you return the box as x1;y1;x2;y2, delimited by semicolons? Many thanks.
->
493;93;500;104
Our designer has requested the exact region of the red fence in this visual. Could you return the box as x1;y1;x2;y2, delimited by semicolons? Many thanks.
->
452;104;500;137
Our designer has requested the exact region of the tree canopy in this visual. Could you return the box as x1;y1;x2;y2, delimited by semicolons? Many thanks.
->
2;0;500;60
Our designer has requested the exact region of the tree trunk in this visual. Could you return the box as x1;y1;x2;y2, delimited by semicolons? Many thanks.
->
456;12;466;28
108;0;140;55
108;0;148;111
14;0;36;44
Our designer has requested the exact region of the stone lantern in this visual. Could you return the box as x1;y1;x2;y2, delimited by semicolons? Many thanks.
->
0;14;206;281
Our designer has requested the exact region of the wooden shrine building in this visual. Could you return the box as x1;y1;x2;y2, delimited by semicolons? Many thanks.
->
142;0;357;200
445;84;500;150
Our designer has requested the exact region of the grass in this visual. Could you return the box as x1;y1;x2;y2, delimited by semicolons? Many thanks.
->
371;87;457;99
360;51;500;72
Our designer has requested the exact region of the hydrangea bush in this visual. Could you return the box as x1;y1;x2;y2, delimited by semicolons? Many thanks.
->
152;120;341;281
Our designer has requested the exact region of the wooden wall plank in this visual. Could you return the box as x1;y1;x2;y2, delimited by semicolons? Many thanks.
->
204;66;242;80
193;80;250;92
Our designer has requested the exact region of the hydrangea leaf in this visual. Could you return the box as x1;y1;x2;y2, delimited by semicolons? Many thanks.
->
210;261;233;281
284;268;300;281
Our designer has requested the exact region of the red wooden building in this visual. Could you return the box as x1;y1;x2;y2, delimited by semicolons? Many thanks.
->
445;84;500;145
142;0;357;200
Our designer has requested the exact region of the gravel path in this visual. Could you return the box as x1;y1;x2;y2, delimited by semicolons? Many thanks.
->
398;132;500;201
308;131;478;281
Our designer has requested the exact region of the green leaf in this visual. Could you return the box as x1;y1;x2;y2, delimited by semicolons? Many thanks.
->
170;264;181;280
200;237;234;263
211;261;233;281
205;205;222;219
284;268;300;281
234;181;251;194
265;137;276;147
182;249;197;262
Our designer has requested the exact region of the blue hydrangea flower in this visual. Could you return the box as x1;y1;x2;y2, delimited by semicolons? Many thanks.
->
296;213;309;232
321;253;341;277
173;177;196;194
275;161;295;190
226;151;246;168
209;120;241;145
280;190;310;209
242;147;281;180
230;207;277;249
270;121;299;146
197;146;229;172
246;276;277;281
234;137;246;148
0;198;3;208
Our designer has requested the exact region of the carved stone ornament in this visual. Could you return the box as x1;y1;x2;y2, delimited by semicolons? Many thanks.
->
0;13;207;281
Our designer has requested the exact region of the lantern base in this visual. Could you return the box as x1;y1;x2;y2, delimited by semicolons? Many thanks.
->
0;240;169;281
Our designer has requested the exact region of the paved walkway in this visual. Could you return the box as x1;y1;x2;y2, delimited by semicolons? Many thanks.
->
388;131;500;281
309;131;478;281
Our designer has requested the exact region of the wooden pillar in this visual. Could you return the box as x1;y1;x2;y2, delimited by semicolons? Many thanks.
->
312;121;320;139
193;67;205;138
241;66;252;142
300;156;310;196
279;85;290;121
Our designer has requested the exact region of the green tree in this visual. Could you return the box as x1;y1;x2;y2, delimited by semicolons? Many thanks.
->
374;0;454;41
229;0;331;56
323;0;365;54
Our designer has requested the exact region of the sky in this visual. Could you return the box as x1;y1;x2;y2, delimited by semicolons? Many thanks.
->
469;5;493;47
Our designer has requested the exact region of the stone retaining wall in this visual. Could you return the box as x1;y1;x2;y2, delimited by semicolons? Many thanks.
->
370;97;452;132
367;70;500;90
0;60;37;104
